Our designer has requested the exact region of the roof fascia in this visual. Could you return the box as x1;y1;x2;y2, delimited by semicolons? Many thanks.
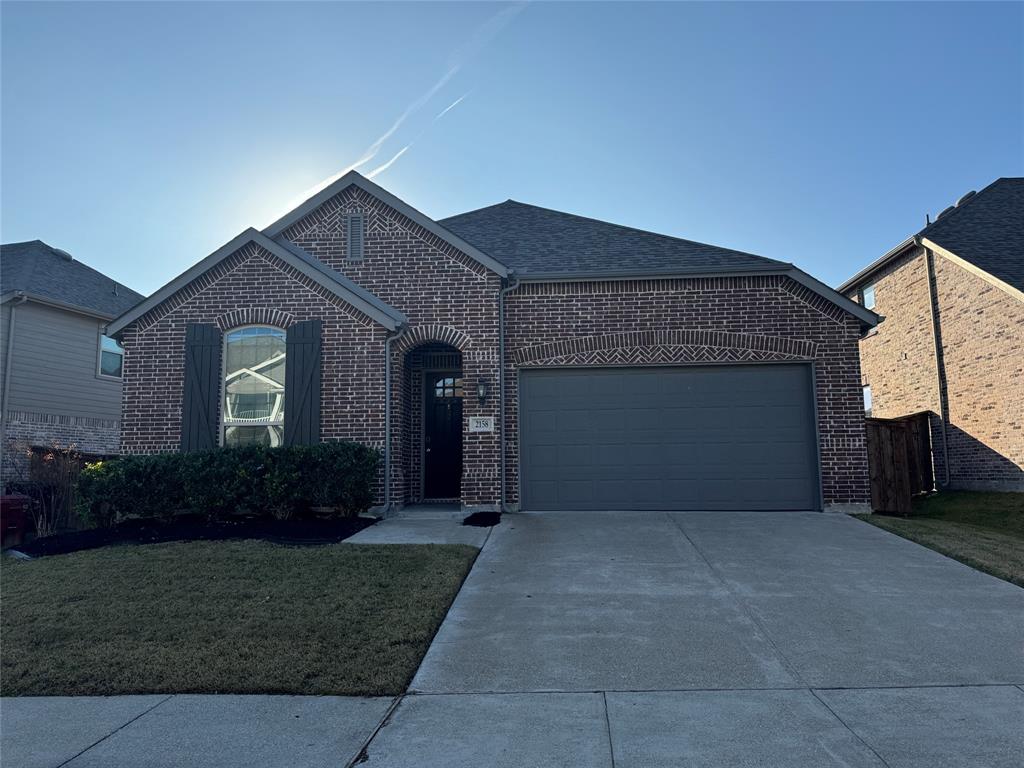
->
513;265;786;283
1;290;118;320
836;236;918;294
785;267;880;326
262;171;509;277
921;237;1024;303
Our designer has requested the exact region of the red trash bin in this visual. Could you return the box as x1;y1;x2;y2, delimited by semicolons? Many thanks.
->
1;494;31;549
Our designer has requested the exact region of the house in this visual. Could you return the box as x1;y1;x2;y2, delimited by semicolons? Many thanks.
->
839;178;1024;492
1;240;144;481
106;171;878;513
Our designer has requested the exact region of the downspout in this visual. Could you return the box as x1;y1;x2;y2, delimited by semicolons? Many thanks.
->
1;293;28;452
920;239;951;487
383;324;409;513
498;274;519;512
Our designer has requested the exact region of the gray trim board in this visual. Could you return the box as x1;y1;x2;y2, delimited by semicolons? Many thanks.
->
785;266;880;326
1;290;120;321
106;228;407;337
262;170;510;278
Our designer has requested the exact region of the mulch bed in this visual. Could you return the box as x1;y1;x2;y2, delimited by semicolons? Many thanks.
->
462;511;501;527
9;514;377;558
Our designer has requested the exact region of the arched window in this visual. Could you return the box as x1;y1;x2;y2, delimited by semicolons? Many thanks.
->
222;326;286;447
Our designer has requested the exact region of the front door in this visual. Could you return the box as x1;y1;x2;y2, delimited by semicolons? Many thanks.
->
424;374;463;499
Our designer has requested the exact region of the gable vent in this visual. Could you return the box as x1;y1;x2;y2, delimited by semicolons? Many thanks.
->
346;213;365;260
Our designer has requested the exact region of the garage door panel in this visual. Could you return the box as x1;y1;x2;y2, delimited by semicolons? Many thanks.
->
520;364;819;512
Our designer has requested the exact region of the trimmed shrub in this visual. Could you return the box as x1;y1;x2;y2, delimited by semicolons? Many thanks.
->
75;442;380;526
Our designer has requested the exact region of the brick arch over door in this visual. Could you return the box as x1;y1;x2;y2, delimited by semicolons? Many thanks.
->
394;324;474;355
391;325;499;512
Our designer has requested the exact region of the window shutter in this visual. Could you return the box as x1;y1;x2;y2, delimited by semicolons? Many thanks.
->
181;323;222;452
284;319;322;446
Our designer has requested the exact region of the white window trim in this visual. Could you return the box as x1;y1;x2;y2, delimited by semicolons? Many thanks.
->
96;329;124;381
860;283;876;311
220;325;287;447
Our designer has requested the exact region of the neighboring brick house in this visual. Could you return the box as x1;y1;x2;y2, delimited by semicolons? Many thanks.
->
108;171;877;513
1;241;144;482
839;177;1024;492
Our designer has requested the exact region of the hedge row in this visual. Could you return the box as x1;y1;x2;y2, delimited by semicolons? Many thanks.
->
76;443;380;527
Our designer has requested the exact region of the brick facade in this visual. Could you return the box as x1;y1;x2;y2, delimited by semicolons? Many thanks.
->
504;276;870;509
279;185;503;508
119;242;388;461
119;180;873;511
847;246;1024;491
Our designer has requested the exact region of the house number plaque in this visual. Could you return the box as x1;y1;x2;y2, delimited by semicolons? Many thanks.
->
468;416;495;433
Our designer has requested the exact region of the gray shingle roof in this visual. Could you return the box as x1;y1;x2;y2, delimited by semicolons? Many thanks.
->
440;200;786;277
1;240;144;318
919;177;1024;291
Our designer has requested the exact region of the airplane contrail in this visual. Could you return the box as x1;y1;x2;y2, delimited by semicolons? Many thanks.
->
268;2;527;220
367;146;410;179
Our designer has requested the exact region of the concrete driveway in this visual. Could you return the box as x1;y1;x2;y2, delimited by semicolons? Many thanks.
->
5;511;1022;767
371;511;1024;766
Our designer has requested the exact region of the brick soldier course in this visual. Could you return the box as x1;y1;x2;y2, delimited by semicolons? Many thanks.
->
109;171;878;512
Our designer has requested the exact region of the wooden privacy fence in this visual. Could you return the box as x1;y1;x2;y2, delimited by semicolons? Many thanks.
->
865;412;934;516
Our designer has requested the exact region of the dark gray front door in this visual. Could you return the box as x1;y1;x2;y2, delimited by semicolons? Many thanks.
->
519;364;820;511
424;374;463;499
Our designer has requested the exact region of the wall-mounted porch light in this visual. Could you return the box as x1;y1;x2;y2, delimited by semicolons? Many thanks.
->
476;378;490;405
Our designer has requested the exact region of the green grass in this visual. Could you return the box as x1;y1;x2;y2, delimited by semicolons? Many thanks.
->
0;540;478;697
857;491;1024;587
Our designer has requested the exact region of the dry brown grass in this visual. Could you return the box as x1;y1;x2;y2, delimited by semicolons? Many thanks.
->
1;541;477;696
858;492;1024;587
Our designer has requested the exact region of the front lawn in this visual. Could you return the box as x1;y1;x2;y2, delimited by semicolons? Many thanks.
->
1;541;477;696
857;491;1024;587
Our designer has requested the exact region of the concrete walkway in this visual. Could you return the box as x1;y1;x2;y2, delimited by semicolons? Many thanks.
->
4;512;1023;766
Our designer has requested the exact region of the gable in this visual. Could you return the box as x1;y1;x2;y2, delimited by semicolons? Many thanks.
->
264;171;508;278
106;229;406;338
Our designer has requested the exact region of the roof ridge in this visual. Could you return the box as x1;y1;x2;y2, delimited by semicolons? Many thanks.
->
439;200;516;222
919;176;1008;237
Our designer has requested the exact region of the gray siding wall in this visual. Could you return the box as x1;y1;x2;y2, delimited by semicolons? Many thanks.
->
4;301;122;421
0;301;11;394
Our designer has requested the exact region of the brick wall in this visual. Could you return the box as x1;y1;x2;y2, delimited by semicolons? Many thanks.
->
848;246;1024;491
119;243;388;469
2;411;119;486
280;185;503;508
504;275;871;508
120;182;874;510
854;250;942;417
933;255;1024;490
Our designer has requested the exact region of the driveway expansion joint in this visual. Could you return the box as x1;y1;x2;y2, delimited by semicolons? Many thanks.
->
664;512;808;687
343;695;403;768
808;688;895;768
56;694;173;768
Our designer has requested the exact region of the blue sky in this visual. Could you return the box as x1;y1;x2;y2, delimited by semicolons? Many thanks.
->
2;1;1021;294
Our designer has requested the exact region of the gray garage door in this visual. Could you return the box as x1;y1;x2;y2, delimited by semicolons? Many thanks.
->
519;364;820;511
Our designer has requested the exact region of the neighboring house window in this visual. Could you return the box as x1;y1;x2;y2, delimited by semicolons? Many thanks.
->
860;283;876;310
98;334;124;378
222;327;286;447
863;385;873;417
